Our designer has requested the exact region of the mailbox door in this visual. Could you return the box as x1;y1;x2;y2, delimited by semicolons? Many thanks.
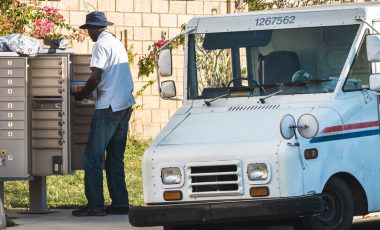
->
30;55;70;176
0;57;30;178
71;54;94;170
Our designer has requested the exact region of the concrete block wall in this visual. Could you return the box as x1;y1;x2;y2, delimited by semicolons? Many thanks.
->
41;0;230;139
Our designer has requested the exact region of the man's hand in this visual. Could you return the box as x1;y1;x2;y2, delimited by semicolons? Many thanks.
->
70;90;84;101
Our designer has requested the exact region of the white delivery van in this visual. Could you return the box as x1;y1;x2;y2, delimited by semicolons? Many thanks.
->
129;3;380;230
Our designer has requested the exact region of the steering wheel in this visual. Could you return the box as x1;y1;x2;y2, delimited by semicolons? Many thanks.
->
226;77;266;95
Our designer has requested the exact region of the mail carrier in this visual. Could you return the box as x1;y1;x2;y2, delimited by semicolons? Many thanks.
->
129;3;380;230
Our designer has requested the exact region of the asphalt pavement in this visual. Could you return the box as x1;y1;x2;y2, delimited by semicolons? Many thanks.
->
4;209;380;230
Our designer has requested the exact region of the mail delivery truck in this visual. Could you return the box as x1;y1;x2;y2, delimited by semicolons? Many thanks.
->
129;3;380;230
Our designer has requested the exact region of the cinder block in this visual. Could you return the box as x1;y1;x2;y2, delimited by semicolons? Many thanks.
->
98;1;115;11
58;0;79;11
187;1;204;14
152;0;169;13
143;123;161;139
70;11;88;26
160;14;177;28
143;13;160;27
142;41;154;55
143;96;160;109
134;109;152;123
116;0;133;12
177;100;183;108
178;14;194;26
107;12;124;26
169;1;186;14
134;0;152;13
160;98;178;109
80;0;97;11
125;13;142;27
168;28;182;39
220;2;228;14
152;109;169;123
72;40;90;54
152;28;168;40
204;2;220;15
134;27;151;41
172;55;184;69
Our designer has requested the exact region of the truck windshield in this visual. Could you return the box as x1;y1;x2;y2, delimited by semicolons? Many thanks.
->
187;25;360;99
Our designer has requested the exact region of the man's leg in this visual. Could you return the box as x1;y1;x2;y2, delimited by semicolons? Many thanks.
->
105;107;132;210
73;108;118;216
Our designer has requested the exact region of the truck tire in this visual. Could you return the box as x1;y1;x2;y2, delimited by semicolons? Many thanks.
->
294;177;354;230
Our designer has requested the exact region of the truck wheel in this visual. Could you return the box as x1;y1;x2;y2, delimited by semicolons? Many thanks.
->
295;177;354;230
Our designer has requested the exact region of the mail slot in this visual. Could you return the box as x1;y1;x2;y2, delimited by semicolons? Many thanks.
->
0;111;24;120
0;87;25;97
0;78;25;87
32;138;64;148
32;87;63;97
32;110;63;120
0;59;25;68
32;120;63;129
30;58;63;68
0;69;26;78
0;120;25;130
31;68;62;78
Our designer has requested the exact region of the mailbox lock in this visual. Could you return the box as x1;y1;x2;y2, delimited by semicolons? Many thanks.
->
58;112;63;117
58;130;63;136
58;139;64;145
58;121;63;126
0;149;5;155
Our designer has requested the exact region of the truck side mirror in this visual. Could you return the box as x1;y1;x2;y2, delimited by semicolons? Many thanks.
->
366;35;380;62
369;74;380;91
161;80;176;98
158;49;173;77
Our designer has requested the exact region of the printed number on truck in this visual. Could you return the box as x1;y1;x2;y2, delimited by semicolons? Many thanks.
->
255;16;296;26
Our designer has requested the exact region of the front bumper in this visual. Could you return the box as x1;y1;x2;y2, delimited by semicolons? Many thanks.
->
129;195;323;227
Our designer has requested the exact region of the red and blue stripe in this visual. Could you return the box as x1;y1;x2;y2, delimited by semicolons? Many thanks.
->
310;121;380;143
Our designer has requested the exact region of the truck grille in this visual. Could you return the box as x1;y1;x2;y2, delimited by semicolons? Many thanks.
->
188;161;243;197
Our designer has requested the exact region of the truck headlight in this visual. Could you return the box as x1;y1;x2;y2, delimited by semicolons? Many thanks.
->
247;163;268;181
161;167;182;185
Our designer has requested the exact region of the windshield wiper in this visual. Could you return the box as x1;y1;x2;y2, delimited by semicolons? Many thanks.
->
259;79;331;104
204;93;228;106
204;84;272;106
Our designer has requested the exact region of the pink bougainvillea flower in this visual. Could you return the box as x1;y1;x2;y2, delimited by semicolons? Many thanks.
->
154;39;165;48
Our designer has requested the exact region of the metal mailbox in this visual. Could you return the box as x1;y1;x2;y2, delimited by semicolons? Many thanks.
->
0;53;93;179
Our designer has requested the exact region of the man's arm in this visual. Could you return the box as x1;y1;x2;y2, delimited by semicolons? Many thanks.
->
72;67;102;101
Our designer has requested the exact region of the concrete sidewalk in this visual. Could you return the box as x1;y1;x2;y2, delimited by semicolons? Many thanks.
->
5;209;161;230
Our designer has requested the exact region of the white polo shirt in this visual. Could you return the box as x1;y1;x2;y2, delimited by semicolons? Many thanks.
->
90;30;135;112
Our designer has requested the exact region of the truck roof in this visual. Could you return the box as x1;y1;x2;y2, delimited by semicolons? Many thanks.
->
187;2;380;33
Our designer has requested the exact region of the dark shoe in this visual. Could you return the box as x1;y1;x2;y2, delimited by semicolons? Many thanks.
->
72;206;106;217
105;205;129;215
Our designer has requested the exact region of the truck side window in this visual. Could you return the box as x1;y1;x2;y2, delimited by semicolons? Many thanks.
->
343;32;371;91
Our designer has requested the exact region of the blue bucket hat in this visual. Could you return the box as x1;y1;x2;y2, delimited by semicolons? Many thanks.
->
79;11;114;29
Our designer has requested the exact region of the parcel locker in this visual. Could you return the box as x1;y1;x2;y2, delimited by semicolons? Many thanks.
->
0;57;30;178
30;55;71;176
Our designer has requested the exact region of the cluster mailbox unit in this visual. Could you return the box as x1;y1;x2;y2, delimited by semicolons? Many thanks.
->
0;52;94;208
